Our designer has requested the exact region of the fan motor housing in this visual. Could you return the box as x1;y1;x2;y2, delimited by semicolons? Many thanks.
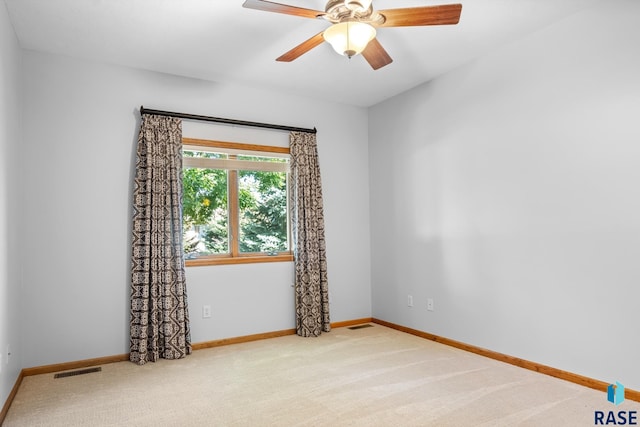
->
324;0;384;24
344;1;369;11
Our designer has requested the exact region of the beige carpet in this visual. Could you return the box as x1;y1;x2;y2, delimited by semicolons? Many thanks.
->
4;324;638;426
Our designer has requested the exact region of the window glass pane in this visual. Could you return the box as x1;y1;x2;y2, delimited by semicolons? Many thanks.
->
182;165;229;258
238;154;287;163
238;168;288;254
184;149;228;159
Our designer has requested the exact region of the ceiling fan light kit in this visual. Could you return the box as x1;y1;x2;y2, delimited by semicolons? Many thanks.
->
242;0;462;70
323;21;376;58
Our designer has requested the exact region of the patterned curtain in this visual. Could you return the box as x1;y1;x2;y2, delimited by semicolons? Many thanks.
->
289;131;331;337
130;114;192;365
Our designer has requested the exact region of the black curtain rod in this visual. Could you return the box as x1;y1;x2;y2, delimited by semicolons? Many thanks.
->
140;106;317;134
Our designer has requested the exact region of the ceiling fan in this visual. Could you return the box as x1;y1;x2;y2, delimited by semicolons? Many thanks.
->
242;0;462;70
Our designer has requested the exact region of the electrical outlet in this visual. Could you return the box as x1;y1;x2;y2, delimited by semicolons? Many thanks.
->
427;298;434;311
202;305;212;318
407;295;414;307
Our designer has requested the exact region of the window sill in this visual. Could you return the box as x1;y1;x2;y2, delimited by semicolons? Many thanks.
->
185;253;294;267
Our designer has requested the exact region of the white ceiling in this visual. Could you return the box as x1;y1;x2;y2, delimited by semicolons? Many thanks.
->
4;0;598;107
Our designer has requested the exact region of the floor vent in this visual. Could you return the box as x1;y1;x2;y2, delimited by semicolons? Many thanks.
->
54;367;102;379
348;324;374;330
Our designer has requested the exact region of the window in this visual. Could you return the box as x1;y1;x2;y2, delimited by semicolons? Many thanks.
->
181;138;293;266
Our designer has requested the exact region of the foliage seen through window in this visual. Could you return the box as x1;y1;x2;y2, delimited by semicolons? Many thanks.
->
182;145;290;262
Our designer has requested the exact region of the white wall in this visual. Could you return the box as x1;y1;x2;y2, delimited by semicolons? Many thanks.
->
0;0;22;407
20;51;371;368
369;0;640;390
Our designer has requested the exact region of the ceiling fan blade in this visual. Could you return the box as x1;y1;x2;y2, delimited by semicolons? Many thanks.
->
242;0;324;19
362;38;393;70
276;32;325;62
378;4;462;27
